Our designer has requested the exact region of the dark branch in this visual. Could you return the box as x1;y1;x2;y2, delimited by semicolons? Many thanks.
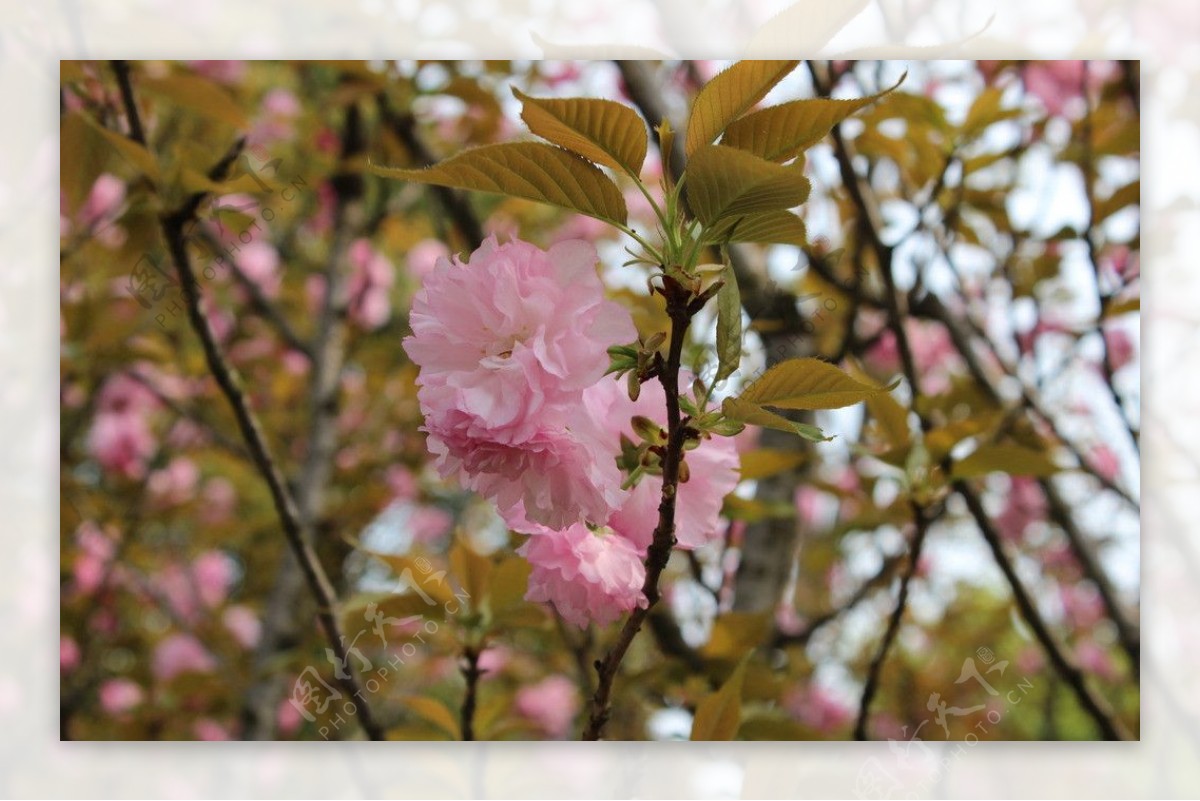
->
460;645;482;741
854;502;932;740
110;61;385;741
583;279;694;740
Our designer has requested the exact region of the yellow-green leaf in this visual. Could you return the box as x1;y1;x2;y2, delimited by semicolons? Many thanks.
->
950;443;1061;479
1093;181;1139;224
739;357;895;410
925;414;1000;463
141;75;248;129
691;658;748;741
686;60;800;156
722;397;831;442
80;113;161;183
720;76;903;162
400;696;461;740
371;142;627;225
685;145;811;227
849;360;910;447
367;552;457;606
702;210;808;246
1104;295;1140;318
702;614;772;661
738;448;807;481
179;167;279;196
513;88;648;175
960;85;1021;139
449;541;491;607
715;260;743;383
339;591;444;633
490;555;531;613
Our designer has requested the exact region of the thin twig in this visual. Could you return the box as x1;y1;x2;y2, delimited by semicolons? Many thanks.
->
109;61;384;741
1079;60;1140;452
194;228;312;358
583;281;693;740
555;613;594;697
811;61;1132;742
377;94;485;250
125;368;248;459
957;482;1130;740
460;645;481;741
242;101;366;739
1039;478;1140;676
771;553;904;648
853;502;932;740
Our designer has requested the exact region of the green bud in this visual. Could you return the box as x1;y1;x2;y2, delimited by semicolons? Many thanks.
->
630;415;662;442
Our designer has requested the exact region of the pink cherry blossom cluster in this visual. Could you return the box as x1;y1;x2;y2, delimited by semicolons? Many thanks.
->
86;372;160;479
404;236;740;627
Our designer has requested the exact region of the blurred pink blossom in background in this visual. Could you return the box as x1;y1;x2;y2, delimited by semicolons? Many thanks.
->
99;679;145;715
153;633;218;681
515;675;581;738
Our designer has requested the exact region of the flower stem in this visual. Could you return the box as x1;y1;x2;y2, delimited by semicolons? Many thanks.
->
582;278;692;740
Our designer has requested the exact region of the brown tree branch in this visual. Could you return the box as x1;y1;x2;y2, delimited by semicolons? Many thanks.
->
957;482;1131;740
460;645;481;741
1079;60;1140;453
376;94;485;251
1038;477;1139;676
771;553;904;649
242;102;367;740
583;280;693;740
810;61;1133;741
110;61;384;741
853;502;932;740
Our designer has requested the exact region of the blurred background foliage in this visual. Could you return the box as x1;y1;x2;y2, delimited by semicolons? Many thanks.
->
60;59;1139;742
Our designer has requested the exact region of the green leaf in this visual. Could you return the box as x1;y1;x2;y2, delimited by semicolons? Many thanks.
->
720;76;904;162
1093;181;1139;224
449;541;491;607
960;85;1021;139
400;696;461;740
722;397;831;442
371;142;627;225
925;414;1000;463
179;167;279;196
738;448;807;481
702;613;772;660
745;0;870;56
489;556;532;613
339;591;444;634
513;88;648;175
80;113;161;183
1104;295;1140;318
685;145;811;227
714;261;743;383
367;552;458;606
848;360;911;447
691;658;748;741
738;357;895;410
141;75;248;129
950;443;1061;479
685;60;800;156
702;209;808;246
